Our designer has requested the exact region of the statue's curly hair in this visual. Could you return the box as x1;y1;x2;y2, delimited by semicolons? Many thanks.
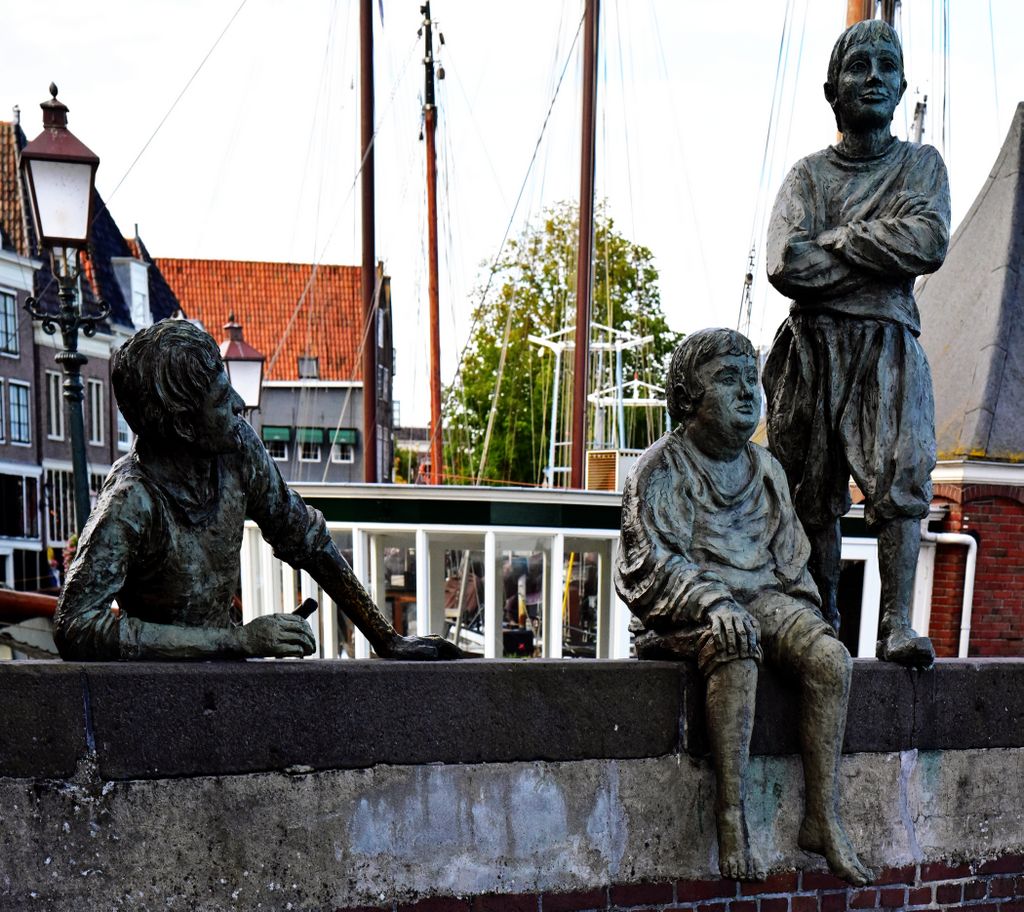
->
824;19;905;133
112;319;223;443
666;328;756;426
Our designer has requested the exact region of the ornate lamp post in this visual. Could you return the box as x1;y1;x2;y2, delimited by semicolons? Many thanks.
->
219;313;265;413
21;84;108;534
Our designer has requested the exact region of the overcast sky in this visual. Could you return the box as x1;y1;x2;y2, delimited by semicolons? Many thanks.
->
5;0;1022;425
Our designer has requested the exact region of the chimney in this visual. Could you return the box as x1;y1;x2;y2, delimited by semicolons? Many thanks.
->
12;105;19;125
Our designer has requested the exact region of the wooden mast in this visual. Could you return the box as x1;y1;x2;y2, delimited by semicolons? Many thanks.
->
846;0;896;27
846;0;873;26
570;0;600;490
360;0;378;482
422;2;443;485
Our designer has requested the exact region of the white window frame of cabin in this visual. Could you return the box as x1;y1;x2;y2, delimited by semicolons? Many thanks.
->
331;442;355;464
87;379;105;446
298;441;321;463
116;408;132;451
46;370;64;440
8;381;30;445
0;291;18;357
264;439;289;462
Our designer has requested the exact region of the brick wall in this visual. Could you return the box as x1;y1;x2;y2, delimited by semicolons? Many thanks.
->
342;855;1024;912
931;484;1024;658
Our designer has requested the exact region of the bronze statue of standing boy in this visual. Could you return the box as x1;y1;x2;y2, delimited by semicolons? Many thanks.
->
764;20;950;667
55;319;459;662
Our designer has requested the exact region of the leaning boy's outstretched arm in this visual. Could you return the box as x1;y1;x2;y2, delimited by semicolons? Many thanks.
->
242;424;458;660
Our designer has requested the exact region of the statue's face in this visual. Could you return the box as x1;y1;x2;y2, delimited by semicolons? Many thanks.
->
691;352;760;450
187;368;245;455
834;38;905;131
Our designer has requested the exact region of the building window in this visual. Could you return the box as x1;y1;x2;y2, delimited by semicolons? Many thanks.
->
331;443;354;464
265;439;288;461
47;371;64;440
0;473;39;538
9;382;30;444
87;379;105;445
298;441;321;462
0;292;18;356
116;409;132;451
0;380;5;443
297;356;319;379
45;468;75;544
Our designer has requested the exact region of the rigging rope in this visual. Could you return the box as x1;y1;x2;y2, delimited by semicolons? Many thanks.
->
443;8;586;484
736;0;794;336
103;0;250;211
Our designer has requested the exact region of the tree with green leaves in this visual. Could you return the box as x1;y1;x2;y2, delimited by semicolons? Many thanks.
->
445;201;680;486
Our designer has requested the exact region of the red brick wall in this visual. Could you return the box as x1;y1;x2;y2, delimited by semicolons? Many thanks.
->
931;484;1024;658
335;855;1024;912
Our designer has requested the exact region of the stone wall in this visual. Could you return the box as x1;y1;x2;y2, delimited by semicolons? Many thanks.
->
1;659;1022;912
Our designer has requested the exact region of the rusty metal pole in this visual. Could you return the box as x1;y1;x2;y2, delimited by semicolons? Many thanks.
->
570;0;599;490
846;0;875;27
360;0;378;482
423;3;443;485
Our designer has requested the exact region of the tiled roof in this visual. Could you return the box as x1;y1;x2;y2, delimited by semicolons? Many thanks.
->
155;258;367;382
0;120;33;257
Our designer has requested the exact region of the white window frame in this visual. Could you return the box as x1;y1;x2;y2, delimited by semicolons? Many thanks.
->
9;381;30;445
116;408;132;451
0;291;18;357
45;467;76;545
87;378;105;446
298;441;321;463
264;439;289;461
331;442;355;464
46;371;64;440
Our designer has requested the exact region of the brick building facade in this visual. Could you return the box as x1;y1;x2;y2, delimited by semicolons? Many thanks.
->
918;103;1024;658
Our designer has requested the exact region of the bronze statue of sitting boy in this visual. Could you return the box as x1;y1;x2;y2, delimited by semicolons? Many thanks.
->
55;319;459;662
616;329;870;885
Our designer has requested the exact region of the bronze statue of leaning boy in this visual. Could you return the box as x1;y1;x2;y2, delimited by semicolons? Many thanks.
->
55;319;459;662
616;329;870;885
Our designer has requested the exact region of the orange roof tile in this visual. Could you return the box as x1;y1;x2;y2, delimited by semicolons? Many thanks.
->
155;258;369;382
0;120;31;256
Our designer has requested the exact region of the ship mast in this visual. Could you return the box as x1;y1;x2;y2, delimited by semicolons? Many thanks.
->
421;2;444;484
360;0;378;482
570;0;600;489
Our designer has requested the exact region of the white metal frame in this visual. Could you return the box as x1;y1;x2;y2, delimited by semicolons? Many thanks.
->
241;520;632;660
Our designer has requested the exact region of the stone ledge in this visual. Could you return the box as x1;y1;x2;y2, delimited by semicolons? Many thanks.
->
1;658;1022;780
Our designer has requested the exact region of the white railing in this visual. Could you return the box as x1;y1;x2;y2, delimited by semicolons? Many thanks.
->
240;520;631;660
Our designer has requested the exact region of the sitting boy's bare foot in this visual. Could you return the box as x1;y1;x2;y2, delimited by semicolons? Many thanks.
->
799;814;874;886
717;805;766;881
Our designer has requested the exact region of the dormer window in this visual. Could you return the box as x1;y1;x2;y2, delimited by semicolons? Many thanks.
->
298;356;319;379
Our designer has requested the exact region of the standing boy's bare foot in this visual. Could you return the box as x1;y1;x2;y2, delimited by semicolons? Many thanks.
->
717;804;766;881
798;813;874;886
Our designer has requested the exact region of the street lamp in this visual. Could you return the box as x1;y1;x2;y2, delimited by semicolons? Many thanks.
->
219;313;265;412
22;85;108;536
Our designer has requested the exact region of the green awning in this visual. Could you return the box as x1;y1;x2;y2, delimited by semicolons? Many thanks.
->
329;428;358;445
261;426;291;443
296;427;325;444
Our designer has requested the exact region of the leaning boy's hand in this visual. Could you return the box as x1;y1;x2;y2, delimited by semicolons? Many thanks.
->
238;614;316;658
707;600;760;659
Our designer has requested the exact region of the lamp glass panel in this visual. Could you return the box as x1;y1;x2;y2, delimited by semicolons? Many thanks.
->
28;159;92;243
225;359;263;409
